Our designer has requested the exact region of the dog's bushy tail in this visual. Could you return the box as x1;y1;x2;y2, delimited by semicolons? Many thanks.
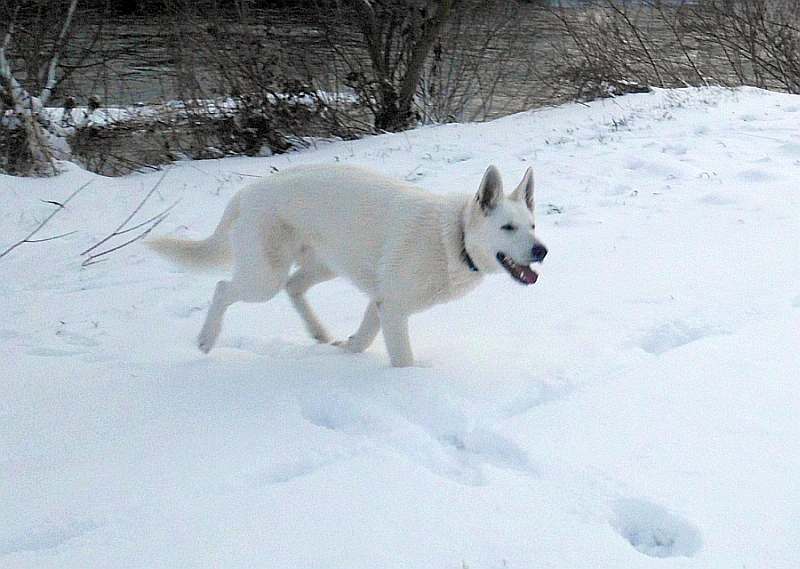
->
147;192;240;271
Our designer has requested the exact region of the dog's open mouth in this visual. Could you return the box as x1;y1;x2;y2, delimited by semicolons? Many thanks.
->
497;252;538;285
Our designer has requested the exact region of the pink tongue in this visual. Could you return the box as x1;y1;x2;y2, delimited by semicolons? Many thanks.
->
520;265;538;284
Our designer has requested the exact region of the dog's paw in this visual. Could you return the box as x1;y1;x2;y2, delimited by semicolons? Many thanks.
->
332;337;366;353
312;332;332;344
332;338;354;351
197;330;216;354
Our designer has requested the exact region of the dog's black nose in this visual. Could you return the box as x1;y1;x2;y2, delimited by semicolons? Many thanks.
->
531;244;548;263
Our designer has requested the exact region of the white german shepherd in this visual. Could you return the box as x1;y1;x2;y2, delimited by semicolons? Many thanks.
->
148;164;547;367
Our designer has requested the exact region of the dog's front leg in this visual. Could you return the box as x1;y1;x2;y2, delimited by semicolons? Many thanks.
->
334;301;380;353
378;303;414;367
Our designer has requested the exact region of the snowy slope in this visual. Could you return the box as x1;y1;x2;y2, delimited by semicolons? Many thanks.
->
1;87;798;569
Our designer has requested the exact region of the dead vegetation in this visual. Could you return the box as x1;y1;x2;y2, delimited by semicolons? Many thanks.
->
5;0;800;177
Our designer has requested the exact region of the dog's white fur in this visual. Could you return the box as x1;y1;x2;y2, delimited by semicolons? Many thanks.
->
148;164;546;367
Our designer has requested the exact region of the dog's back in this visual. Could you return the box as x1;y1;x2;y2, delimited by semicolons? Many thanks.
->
237;165;449;295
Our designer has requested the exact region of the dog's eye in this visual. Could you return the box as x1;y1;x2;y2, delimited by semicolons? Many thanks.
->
501;224;516;231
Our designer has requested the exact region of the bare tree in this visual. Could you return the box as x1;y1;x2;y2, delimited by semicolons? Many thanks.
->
547;0;800;103
0;0;82;175
163;0;335;158
685;0;800;93
418;1;534;124
330;0;462;132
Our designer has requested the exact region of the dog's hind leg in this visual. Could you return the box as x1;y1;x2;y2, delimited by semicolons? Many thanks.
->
286;251;335;344
334;301;380;353
198;279;235;353
198;218;294;353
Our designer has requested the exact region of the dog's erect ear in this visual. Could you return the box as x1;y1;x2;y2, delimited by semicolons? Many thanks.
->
476;165;503;212
510;166;534;211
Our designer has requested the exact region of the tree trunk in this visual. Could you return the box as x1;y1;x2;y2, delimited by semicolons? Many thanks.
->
352;0;459;133
0;0;78;176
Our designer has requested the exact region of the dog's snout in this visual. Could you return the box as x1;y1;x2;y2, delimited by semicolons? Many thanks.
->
531;244;548;263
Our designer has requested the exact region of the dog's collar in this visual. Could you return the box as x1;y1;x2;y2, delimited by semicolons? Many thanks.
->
459;212;479;272
461;244;479;272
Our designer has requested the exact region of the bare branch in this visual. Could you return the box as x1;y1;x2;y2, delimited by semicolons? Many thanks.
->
354;0;380;63
107;198;182;238
0;180;92;260
81;207;174;267
0;5;25;101
26;230;78;243
39;0;79;105
605;0;665;88
81;167;171;257
80;167;180;267
1;5;19;51
398;0;458;108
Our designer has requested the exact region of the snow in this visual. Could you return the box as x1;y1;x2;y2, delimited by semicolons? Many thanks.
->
35;90;358;131
1;86;799;568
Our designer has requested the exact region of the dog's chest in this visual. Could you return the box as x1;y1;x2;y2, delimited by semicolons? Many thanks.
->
406;262;483;312
438;269;482;304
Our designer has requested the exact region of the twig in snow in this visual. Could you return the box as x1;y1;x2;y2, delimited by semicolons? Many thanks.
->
80;169;179;267
230;171;263;178
81;204;177;267
0;180;92;260
26;231;78;243
81;167;170;257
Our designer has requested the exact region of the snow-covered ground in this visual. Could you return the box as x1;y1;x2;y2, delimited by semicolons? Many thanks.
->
2;87;799;568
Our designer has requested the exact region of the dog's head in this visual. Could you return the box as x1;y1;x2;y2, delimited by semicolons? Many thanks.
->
464;165;547;285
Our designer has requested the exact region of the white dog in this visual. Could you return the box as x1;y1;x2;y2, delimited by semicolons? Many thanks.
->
148;164;547;367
